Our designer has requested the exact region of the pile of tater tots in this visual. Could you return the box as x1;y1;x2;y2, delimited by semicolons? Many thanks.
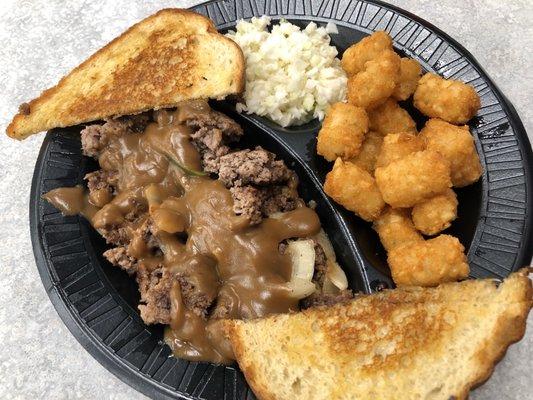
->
317;31;482;288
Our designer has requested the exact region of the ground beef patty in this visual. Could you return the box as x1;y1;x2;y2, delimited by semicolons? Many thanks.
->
85;170;118;195
81;114;150;158
102;218;157;274
230;183;301;225
301;289;354;309
95;203;147;247
261;180;301;215
137;264;172;325
220;147;300;224
136;264;217;324
183;109;300;225
312;242;328;287
186;110;243;174
218;147;293;187
175;275;216;318
79;106;333;329
103;247;138;275
97;225;130;247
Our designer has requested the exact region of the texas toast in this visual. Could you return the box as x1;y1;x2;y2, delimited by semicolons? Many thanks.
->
7;9;244;140
225;269;532;400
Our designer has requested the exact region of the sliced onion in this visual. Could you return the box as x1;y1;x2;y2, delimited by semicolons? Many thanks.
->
144;184;162;213
322;277;339;295
285;278;317;299
286;239;315;281
326;260;348;291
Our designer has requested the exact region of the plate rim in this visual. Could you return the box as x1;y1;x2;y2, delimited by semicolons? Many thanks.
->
29;1;533;399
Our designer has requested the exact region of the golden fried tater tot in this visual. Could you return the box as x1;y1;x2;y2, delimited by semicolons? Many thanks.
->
388;234;469;287
375;132;425;168
393;57;422;101
317;103;369;161
375;149;452;208
412;188;458;235
341;31;393;76
347;130;383;174
347;50;401;109
373;207;423;252
420;119;482;187
324;158;385;221
414;73;481;124
368;98;417;135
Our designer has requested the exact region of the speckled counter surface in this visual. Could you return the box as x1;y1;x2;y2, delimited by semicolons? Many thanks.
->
0;0;531;398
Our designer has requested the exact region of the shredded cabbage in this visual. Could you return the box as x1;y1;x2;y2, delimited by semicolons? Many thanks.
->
226;17;347;127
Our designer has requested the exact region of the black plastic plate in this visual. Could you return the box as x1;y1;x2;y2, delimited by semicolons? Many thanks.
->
30;1;533;399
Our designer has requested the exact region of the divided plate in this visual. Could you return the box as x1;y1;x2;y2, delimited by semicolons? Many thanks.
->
30;1;533;399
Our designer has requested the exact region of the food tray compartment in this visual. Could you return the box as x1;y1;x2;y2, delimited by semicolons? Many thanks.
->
29;1;532;399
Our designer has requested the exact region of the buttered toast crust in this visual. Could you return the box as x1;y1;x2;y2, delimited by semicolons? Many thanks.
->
7;9;244;139
225;269;532;400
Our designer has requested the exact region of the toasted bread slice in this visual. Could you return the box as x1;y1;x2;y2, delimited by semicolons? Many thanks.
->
225;269;532;400
7;9;244;140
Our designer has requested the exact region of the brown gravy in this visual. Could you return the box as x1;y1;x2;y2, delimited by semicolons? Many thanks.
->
43;186;99;220
44;101;321;363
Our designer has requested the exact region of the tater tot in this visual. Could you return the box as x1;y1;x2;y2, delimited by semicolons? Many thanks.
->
368;98;417;135
317;103;369;161
393;57;422;101
324;158;385;221
375;132;425;168
420;119;482;187
375;150;452;208
347;130;383;173
412;188;458;235
373;207;423;252
347;50;401;109
414;73;481;124
341;31;393;76
387;234;469;287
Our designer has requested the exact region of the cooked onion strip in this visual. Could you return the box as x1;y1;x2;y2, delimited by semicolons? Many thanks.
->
287;239;316;282
326;260;348;290
144;183;163;214
285;278;317;299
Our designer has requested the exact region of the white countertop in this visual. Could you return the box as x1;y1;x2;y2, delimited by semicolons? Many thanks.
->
0;0;531;398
